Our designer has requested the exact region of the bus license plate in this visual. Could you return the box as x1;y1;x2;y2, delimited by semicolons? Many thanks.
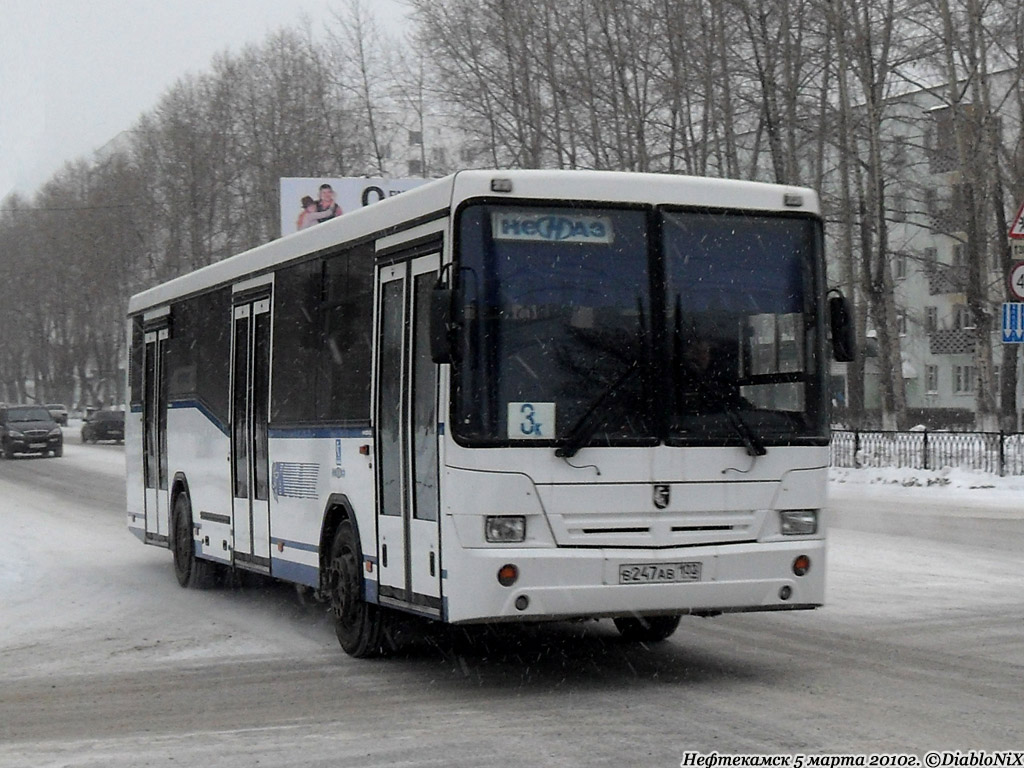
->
619;562;701;584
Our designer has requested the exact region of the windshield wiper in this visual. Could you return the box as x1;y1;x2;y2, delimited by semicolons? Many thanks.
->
675;367;767;458
672;296;766;457
721;402;767;457
555;360;640;459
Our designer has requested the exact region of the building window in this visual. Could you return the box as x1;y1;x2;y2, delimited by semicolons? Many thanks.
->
895;252;907;279
923;246;937;269
891;137;907;168
898;310;908;336
953;304;973;330
952;242;967;267
892;193;907;223
408;130;423;145
925;306;938;332
925;365;939;394
954;365;976;394
408;159;423;176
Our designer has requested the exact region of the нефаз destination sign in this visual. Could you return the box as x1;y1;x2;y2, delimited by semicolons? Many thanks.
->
492;211;614;244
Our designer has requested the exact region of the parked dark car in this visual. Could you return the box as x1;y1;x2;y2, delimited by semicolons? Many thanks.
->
45;403;69;425
0;405;63;458
81;410;125;443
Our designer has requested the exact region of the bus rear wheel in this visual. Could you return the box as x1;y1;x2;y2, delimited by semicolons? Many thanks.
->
327;520;387;658
613;615;681;642
171;493;218;588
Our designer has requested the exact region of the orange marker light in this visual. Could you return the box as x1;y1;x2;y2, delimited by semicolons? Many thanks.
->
792;555;811;576
497;563;518;587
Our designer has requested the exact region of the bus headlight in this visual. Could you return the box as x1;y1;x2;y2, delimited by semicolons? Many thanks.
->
780;509;818;535
485;516;526;543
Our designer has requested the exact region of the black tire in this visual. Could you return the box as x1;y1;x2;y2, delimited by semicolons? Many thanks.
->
327;519;388;658
171;493;218;588
613;615;682;643
2;440;14;459
52;443;63;458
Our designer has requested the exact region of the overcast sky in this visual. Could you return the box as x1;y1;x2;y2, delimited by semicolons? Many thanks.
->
0;0;410;201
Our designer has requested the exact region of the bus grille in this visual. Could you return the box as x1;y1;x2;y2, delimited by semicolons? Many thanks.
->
549;509;763;548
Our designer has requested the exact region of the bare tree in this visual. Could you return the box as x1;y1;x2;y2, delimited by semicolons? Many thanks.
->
913;0;1016;431
326;0;402;176
829;0;932;429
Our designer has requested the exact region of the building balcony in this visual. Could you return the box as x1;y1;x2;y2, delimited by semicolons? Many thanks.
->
928;328;976;355
927;148;959;175
925;262;968;295
928;205;969;234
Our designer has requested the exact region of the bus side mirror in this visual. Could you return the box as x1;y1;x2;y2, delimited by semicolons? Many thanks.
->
829;293;856;363
430;287;456;364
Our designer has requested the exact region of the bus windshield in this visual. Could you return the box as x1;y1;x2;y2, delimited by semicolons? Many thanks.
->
663;210;825;446
451;203;826;449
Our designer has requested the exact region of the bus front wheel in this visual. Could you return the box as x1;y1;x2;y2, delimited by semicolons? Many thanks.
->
613;615;681;643
328;520;387;658
171;494;218;588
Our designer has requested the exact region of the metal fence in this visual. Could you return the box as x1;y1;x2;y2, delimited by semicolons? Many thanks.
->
830;429;1024;477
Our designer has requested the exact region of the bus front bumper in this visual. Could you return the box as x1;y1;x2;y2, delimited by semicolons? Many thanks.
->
441;539;826;624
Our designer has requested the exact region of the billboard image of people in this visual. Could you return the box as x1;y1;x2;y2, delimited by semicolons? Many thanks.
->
280;177;428;237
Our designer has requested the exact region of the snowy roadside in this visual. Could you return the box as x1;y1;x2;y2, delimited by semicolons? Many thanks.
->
0;445;336;682
827;464;1024;552
829;464;1024;511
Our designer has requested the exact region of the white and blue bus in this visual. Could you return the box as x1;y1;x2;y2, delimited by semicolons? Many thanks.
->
126;170;853;657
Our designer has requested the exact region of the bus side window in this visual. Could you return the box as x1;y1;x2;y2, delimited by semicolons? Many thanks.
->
317;244;374;423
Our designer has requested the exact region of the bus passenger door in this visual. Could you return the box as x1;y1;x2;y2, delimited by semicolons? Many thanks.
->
376;254;442;616
230;294;272;571
143;326;169;541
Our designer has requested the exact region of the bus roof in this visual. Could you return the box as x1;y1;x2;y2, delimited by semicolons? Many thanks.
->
127;169;819;316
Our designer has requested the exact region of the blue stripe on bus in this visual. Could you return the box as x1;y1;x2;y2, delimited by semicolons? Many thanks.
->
268;426;371;439
166;399;229;437
143;400;372;442
271;557;320;588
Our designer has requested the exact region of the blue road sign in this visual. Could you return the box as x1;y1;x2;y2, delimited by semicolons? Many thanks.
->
1003;302;1024;343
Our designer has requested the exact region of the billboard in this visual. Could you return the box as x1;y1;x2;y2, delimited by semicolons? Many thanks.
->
279;177;428;237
